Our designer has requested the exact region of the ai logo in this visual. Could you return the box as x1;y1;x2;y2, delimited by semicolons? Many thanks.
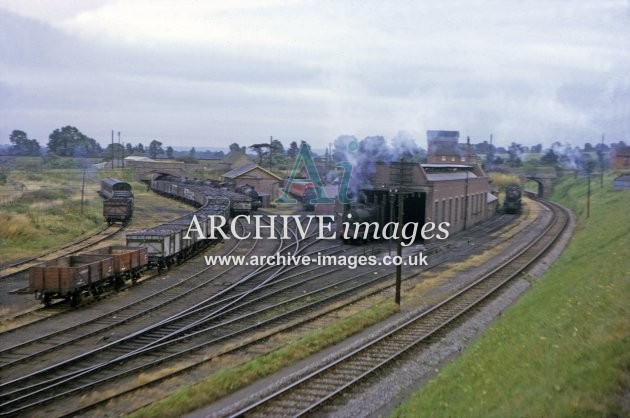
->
276;142;355;205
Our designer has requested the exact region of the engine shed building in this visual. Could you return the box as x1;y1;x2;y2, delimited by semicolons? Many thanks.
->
337;161;495;237
222;162;282;205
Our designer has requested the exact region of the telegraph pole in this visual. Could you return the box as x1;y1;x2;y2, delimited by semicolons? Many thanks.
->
394;157;408;305
111;130;115;169
463;170;469;230
269;136;273;170
388;157;411;305
118;131;123;171
597;134;604;189
80;169;86;213
389;189;394;256
587;170;591;218
395;189;404;305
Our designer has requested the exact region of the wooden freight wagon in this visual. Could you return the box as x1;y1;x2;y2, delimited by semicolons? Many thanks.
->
103;196;133;225
29;255;114;306
126;227;186;271
85;245;148;286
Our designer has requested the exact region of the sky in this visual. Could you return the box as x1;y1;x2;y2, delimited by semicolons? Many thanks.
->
1;0;629;150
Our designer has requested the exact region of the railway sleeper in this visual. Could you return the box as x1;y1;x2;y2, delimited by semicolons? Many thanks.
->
334;364;368;375
254;405;298;417
276;397;317;408
299;384;334;396
388;333;422;345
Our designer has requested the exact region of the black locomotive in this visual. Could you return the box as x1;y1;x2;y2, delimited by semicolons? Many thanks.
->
234;184;262;211
503;184;522;214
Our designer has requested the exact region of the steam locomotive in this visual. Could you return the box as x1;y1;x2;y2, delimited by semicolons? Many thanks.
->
503;184;522;214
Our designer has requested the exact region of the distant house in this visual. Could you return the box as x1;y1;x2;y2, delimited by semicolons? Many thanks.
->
229;154;254;169
426;130;476;164
613;174;630;190
223;149;247;165
611;146;630;171
222;163;282;204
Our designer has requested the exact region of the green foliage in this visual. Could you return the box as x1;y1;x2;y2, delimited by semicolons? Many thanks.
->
393;175;630;417
9;130;41;156
47;126;102;157
287;140;299;158
0;168;103;260
488;172;520;193
103;143;126;161
175;155;198;164
249;143;271;165
0;212;38;239
19;188;68;203
97;168;134;182
148;140;164;158
42;154;91;169
541;148;559;165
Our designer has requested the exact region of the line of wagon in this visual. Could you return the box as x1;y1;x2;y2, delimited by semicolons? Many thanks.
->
29;176;254;307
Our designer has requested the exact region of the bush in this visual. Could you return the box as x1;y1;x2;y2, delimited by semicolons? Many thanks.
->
0;211;38;239
20;188;67;203
489;172;520;193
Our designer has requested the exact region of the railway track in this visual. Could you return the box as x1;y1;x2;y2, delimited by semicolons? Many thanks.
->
0;208;530;417
0;219;259;362
0;224;125;282
0;217;323;415
229;200;569;417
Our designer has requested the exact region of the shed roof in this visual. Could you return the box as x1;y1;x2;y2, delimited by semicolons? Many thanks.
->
425;172;478;181
222;163;282;180
422;164;473;169
124;156;155;162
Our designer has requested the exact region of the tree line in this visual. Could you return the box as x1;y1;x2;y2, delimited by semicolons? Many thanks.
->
3;127;225;161
5;127;626;174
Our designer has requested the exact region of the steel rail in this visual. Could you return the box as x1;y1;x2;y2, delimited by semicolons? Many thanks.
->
229;200;569;417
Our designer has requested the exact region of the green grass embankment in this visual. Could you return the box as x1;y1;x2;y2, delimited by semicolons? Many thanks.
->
392;175;630;417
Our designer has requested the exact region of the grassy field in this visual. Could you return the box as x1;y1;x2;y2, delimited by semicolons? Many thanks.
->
0;169;103;261
0;168;192;262
392;174;630;417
